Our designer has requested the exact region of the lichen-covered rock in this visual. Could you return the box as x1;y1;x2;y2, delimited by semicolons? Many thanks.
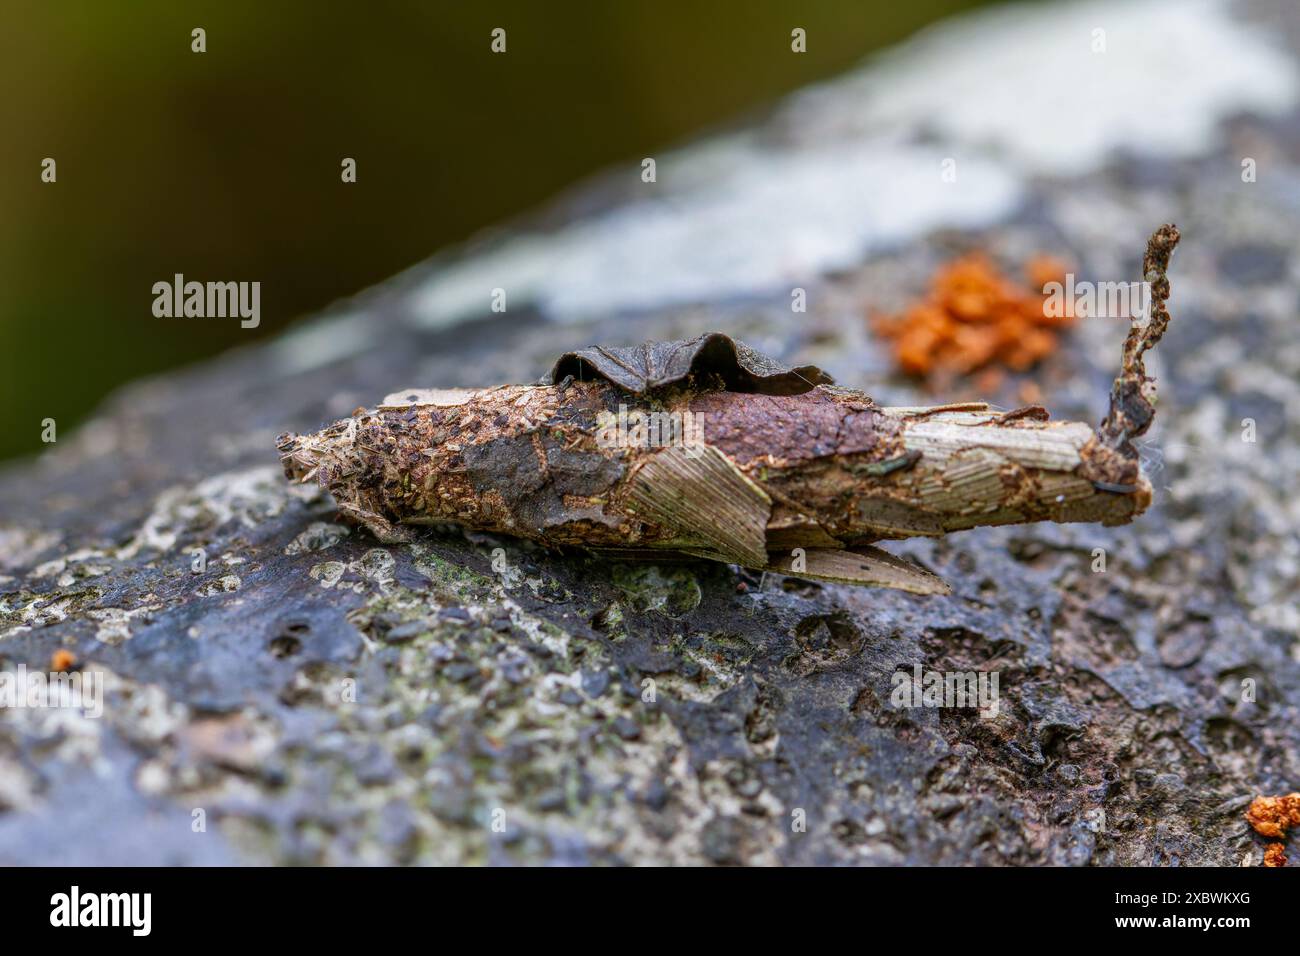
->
1;0;1298;865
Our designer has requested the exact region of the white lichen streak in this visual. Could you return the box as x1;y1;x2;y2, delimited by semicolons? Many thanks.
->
406;0;1293;328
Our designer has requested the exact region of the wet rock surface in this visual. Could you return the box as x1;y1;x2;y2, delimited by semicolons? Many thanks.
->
1;0;1298;865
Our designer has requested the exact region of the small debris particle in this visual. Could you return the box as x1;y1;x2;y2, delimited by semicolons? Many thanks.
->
611;716;641;740
442;662;480;683
383;619;433;643
557;687;584;706
51;648;76;672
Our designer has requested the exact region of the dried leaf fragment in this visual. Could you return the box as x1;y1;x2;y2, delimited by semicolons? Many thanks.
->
766;546;949;595
625;444;771;568
548;331;832;395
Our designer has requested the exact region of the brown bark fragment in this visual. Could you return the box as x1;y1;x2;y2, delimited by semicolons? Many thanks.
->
279;376;1152;575
276;227;1178;588
686;389;893;466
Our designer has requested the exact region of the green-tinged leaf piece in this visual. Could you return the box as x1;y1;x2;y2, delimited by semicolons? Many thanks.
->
547;331;834;396
625;444;772;567
767;545;950;595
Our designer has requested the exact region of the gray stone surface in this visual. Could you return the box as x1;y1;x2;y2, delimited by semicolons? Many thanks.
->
1;0;1297;865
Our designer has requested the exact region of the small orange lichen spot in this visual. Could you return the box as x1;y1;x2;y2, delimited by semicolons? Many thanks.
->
869;252;1074;381
1018;380;1045;405
1246;792;1300;840
1264;843;1288;867
1025;255;1071;296
972;367;1005;396
51;649;76;672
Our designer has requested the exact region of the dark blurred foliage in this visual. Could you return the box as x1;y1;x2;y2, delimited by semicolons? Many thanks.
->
0;0;988;461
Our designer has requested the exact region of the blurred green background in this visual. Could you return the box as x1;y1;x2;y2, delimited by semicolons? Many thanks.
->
0;0;990;462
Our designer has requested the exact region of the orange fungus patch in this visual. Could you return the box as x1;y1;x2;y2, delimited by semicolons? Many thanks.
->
871;253;1075;379
1246;792;1300;866
1246;793;1300;840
